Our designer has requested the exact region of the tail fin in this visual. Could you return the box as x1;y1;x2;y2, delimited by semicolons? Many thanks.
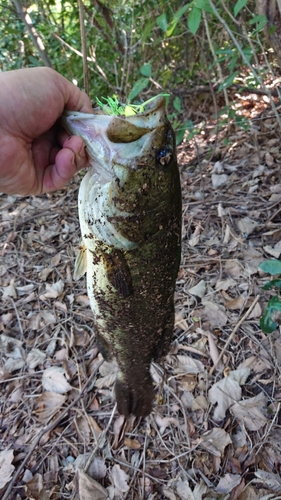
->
115;371;154;417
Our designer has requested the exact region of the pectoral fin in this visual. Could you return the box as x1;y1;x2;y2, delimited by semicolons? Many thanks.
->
102;249;133;298
73;241;87;281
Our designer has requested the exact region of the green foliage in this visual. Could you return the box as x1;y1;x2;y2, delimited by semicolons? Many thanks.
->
259;260;281;334
0;0;276;144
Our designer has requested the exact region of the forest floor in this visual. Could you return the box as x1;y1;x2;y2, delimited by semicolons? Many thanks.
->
1;88;281;500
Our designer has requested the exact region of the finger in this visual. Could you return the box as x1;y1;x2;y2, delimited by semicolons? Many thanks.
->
42;138;88;192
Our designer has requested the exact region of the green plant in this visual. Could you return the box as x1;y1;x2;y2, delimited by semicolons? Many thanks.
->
259;260;281;334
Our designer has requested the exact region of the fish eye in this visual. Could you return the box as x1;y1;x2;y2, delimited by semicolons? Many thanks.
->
156;147;173;166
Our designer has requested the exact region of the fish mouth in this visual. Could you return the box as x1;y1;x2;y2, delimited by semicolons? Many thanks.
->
62;96;166;181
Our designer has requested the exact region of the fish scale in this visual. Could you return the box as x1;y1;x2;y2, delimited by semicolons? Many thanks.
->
62;96;182;417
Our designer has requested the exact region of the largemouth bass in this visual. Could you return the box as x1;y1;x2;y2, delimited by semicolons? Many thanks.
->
63;96;181;417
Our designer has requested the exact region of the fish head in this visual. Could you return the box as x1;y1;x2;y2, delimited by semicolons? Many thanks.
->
62;96;175;188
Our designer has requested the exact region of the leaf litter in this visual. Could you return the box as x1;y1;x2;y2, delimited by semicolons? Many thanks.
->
1;93;281;499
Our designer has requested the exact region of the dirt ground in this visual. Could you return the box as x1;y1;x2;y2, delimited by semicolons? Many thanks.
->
1;90;281;500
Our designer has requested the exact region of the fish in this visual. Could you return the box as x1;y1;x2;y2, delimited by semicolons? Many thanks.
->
62;96;182;417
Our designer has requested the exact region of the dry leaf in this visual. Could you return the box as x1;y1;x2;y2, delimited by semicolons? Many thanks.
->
215;473;241;493
75;454;107;479
237;217;258;237
231;392;268;431
77;469;107;500
35;392;66;423
42;366;72;394
215;278;237;291
175;355;205;374
188;280;206;298
200;428;232;456
193;301;228;328
191;395;208;411
208;331;223;371
76;295;90;306
110;464;129;494
208;377;241;420
224;260;242;278
225;296;246;310
0;448;15;489
25;473;49;500
212;173;229;188
96;360;118;388
254;469;281;492
40;279;64;299
176;480;195;500
26;348;46;369
2;283;17;300
0;334;24;360
155;414;178;433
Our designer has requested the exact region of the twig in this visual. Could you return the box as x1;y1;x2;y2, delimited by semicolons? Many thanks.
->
210;295;260;374
78;0;89;95
2;359;104;500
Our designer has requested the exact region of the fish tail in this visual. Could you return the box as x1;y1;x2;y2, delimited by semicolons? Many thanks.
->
115;371;154;418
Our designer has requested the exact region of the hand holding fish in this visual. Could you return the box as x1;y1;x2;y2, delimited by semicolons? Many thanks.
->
0;67;92;196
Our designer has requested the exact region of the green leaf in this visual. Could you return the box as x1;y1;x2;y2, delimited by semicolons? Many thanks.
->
156;13;167;32
259;260;281;275
260;296;281;334
249;15;268;32
262;279;281;290
194;0;213;13
188;7;202;35
234;0;248;17
218;72;239;91
128;78;150;102
166;3;190;37
173;96;181;112
140;63;151;77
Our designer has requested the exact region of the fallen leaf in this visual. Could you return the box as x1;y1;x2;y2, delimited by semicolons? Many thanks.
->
77;469;107;500
39;279;64;299
212;173;229;188
215;278;237;291
175;354;205;374
25;473;49;500
35;392;66;423
208;376;241;420
110;464;129;494
75;454;107;479
0;448;15;489
188;280;206;298
231;392;268;431
254;469;281;492
215;473;241;493
42;366;72;394
176;480;195;500
199;428;232;456
237;217;258;237
26;348;46;369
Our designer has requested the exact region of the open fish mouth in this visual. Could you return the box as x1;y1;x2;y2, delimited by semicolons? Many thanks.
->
62;96;167;183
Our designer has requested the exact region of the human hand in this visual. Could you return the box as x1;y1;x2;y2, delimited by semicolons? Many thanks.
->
0;67;93;196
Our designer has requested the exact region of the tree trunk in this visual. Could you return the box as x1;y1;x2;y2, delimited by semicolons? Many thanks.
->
257;0;281;67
